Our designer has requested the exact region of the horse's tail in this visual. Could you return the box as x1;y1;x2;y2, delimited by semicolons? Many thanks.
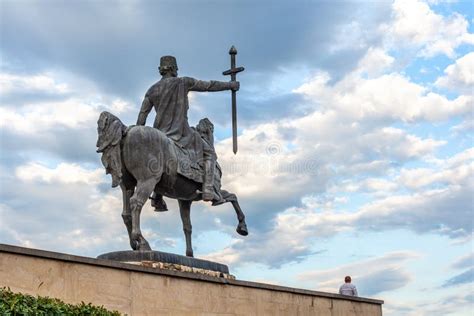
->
96;111;127;187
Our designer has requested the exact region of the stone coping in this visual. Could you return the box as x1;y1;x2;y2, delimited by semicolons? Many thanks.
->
0;243;383;305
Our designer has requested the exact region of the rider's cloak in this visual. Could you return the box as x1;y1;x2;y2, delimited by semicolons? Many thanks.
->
139;76;219;182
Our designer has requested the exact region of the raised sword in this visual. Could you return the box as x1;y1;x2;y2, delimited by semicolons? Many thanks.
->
223;45;244;154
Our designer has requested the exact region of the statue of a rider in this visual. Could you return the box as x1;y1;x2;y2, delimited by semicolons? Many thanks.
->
136;56;239;211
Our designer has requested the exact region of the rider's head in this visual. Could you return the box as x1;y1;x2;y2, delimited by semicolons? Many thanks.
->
159;56;178;77
197;118;214;135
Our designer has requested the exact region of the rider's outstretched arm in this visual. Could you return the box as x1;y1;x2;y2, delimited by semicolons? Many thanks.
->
136;97;152;125
185;77;239;92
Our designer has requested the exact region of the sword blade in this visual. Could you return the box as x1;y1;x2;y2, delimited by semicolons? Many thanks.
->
232;90;237;154
230;49;238;154
223;46;243;154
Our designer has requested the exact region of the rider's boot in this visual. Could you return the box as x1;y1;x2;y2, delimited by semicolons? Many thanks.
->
202;157;215;202
150;192;168;212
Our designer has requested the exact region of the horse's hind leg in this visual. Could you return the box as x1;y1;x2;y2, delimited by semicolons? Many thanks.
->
178;200;193;257
120;183;134;248
221;190;248;236
130;178;157;251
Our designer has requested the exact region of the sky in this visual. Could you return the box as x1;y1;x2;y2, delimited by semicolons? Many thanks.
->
0;0;473;314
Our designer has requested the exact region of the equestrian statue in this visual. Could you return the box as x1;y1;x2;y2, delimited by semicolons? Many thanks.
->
96;47;248;257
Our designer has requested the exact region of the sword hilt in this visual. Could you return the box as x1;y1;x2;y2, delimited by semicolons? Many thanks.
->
223;46;244;79
223;66;245;77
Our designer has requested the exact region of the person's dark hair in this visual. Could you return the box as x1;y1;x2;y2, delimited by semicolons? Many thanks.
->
345;276;351;283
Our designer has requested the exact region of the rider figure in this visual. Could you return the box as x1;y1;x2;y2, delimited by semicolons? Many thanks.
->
136;56;239;210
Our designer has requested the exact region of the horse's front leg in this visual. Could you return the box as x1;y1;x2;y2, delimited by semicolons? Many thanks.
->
178;200;193;257
221;190;248;236
130;179;156;251
120;183;134;248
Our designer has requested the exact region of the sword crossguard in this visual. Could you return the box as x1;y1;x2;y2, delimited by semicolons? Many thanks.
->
223;66;245;76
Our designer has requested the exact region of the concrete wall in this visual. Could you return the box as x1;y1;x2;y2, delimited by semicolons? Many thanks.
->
0;244;383;316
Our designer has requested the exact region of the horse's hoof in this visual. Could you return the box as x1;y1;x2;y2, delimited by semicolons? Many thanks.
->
131;232;141;250
237;223;248;236
186;250;194;257
139;244;152;251
137;237;152;251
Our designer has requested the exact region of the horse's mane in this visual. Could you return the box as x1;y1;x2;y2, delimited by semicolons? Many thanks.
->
97;111;126;187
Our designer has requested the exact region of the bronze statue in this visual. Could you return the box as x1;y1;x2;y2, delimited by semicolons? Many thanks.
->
96;48;247;257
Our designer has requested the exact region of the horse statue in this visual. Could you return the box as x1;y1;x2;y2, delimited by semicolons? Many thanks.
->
96;111;248;257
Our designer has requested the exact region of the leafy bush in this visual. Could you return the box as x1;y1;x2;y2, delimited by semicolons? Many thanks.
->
0;287;122;316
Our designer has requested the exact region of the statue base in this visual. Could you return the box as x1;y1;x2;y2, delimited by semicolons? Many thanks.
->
97;250;234;279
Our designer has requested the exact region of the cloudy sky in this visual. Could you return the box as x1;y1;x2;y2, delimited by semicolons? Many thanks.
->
0;0;473;314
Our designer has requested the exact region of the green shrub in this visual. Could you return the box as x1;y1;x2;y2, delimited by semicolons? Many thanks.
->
0;287;122;316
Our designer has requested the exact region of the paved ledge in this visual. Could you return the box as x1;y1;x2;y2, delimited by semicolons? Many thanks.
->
0;243;383;305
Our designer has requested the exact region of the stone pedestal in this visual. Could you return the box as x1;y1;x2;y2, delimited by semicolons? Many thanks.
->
98;250;235;279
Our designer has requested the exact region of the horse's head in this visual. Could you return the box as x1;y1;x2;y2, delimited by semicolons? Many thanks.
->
96;111;125;153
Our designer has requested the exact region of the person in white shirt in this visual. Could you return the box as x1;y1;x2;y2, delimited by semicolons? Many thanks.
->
339;276;358;296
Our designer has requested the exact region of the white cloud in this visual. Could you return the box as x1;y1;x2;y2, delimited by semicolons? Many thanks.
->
357;47;395;77
384;289;473;316
389;0;474;58
0;71;134;135
218;65;457;199
398;162;473;190
355;185;471;237
336;177;398;195
109;99;133;113
0;99;99;134
294;71;471;123
0;72;137;167
0;73;69;95
0;204;38;248
451;119;474;134
361;127;446;159
202;242;243;266
329;21;369;53
15;162;104;185
300;195;348;210
396;148;474;189
435;52;474;93
451;252;474;270
408;290;472;316
426;0;458;4
0;164;131;256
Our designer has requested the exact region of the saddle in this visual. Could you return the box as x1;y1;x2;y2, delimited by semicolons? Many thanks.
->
172;139;223;201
